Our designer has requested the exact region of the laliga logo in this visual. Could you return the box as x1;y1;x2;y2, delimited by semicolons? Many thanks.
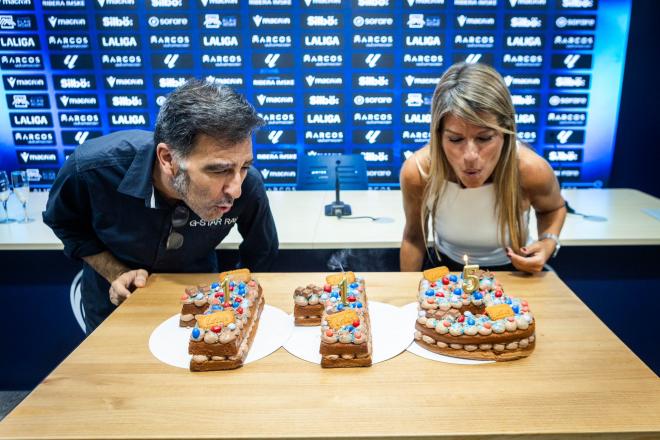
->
75;131;90;144
365;53;381;68
557;130;573;144
164;54;179;68
264;53;279;68
64;54;78;69
564;54;580;69
365;130;380;144
465;54;482;64
268;130;283;144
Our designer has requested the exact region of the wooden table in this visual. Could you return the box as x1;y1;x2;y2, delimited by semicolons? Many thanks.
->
1;272;659;439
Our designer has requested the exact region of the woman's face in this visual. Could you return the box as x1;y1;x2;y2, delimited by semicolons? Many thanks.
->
441;113;505;188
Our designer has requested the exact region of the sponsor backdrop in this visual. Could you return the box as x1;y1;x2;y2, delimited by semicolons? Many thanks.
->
0;0;630;190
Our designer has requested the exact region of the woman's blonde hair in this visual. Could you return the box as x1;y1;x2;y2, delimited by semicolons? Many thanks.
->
422;62;526;258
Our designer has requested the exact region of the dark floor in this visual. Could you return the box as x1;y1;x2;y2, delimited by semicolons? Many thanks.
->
0;391;30;422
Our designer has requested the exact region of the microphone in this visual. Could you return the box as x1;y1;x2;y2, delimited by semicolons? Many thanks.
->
324;159;352;217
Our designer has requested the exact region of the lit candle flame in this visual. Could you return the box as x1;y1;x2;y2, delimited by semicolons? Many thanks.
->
463;254;468;265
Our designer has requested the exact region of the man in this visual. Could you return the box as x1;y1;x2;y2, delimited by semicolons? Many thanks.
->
43;79;278;333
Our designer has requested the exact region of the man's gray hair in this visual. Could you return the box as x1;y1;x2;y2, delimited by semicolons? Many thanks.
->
154;79;265;158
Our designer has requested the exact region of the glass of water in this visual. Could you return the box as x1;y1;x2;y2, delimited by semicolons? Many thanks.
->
10;170;33;223
0;171;15;224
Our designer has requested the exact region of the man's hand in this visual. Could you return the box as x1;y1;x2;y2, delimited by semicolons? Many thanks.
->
109;269;149;306
506;240;554;273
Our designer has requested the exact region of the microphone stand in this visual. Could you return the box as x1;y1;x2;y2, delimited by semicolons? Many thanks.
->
324;162;352;217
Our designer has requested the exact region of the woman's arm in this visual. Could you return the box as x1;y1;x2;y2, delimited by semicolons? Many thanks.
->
507;147;567;272
400;150;429;271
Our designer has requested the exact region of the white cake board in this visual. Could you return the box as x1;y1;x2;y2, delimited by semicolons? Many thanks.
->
401;302;494;365
283;301;412;365
149;304;293;369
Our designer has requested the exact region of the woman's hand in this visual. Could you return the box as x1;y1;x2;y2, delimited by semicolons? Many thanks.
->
506;240;555;273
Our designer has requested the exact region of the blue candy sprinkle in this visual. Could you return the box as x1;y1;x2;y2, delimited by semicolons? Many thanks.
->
453;288;462;296
232;302;239;308
425;289;435;297
192;328;200;338
230;281;235;288
331;292;339;299
449;274;458;282
211;282;219;289
350;282;359;289
473;292;483;300
337;304;345;311
356;302;363;308
512;305;520;314
467;318;475;326
212;305;221;311
347;325;354;332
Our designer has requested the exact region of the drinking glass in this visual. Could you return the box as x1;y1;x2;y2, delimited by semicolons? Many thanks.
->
0;171;15;224
10;170;33;223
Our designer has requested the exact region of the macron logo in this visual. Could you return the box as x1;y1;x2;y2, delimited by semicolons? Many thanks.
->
305;75;315;86
59;95;69;107
75;131;89;144
260;168;270;179
509;0;517;5
407;0;415;5
405;75;414;87
403;150;413;159
106;76;116;87
264;53;279;68
252;15;262;27
200;0;208;5
257;94;266;105
97;0;105;6
365;130;380;144
304;0;312;5
164;54;179;68
564;54;580;69
504;75;513;87
457;15;467;27
7;77;16;88
365;53;381;68
20;152;29;163
268;130;283;144
557;130;573;144
47;16;58;27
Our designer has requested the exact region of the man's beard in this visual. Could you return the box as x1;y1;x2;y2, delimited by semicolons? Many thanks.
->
172;168;233;222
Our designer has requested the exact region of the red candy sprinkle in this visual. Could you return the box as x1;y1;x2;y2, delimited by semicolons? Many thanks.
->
457;316;465;323
235;297;243;303
348;296;356;302
214;292;221;298
352;320;360;328
236;307;244;314
495;290;503;298
325;330;333;337
435;292;444;297
223;302;231;308
211;325;222;333
323;284;332;293
442;277;449;285
430;282;437;287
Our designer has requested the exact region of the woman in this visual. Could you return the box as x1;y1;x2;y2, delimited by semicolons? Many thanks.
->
400;62;566;273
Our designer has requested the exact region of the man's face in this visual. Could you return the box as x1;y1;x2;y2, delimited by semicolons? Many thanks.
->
172;134;253;221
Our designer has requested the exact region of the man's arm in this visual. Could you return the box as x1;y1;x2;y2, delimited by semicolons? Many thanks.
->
43;154;148;304
236;168;279;271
